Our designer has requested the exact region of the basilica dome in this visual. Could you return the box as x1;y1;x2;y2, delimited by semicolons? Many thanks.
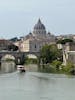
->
33;19;46;37
34;19;46;30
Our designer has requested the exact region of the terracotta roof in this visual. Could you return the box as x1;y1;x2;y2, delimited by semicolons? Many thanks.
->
0;39;12;44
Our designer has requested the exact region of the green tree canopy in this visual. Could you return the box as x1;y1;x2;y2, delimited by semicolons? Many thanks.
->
57;38;73;44
40;44;62;64
8;44;18;51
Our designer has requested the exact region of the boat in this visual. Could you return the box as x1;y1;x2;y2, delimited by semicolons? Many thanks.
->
17;65;26;73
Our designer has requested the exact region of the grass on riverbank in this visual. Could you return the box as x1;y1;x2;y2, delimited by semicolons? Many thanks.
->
38;61;75;75
24;58;75;75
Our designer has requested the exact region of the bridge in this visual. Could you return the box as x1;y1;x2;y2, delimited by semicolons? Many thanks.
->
0;51;40;64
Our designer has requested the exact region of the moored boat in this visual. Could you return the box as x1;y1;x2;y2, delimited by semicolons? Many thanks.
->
17;65;26;72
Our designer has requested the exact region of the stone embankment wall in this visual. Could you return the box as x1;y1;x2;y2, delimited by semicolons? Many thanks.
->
24;64;38;72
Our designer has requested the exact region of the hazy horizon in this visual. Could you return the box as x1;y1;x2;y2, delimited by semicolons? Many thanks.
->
0;0;75;39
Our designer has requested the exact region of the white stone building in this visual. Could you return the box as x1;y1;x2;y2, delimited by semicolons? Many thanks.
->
61;43;75;65
15;19;56;52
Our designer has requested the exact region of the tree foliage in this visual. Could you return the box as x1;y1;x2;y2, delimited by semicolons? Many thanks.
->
57;38;73;44
51;60;62;70
62;62;74;73
8;44;18;51
40;44;62;64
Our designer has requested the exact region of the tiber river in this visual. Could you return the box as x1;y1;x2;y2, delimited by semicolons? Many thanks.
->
0;71;75;100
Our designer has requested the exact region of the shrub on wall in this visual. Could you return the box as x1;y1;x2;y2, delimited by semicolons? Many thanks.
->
4;58;15;62
62;62;75;74
51;60;62;71
24;58;37;64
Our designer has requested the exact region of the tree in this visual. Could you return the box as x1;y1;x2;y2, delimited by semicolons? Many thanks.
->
8;44;18;51
57;38;73;44
9;37;18;42
39;44;62;65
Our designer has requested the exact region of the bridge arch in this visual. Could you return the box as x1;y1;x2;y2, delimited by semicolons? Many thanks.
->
1;54;16;73
0;51;40;65
1;54;15;61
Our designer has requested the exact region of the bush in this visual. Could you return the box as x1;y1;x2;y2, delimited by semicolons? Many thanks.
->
24;58;38;64
38;64;56;73
4;58;15;62
62;62;75;74
51;60;62;71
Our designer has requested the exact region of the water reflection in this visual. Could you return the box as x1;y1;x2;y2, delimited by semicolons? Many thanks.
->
0;61;16;73
0;72;75;100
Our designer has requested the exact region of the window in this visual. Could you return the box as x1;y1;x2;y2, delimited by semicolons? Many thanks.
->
35;44;36;49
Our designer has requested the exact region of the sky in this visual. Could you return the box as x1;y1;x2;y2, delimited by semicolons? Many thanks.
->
0;0;75;39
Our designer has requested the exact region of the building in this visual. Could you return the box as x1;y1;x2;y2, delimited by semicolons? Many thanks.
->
62;43;75;65
14;19;56;52
0;39;12;51
56;34;75;41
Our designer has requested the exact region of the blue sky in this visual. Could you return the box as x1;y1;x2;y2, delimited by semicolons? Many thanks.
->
0;0;75;39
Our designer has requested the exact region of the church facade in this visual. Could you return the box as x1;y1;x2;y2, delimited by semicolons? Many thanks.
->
15;19;56;52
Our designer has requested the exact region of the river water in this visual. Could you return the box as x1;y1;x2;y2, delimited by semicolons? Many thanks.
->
0;71;75;100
